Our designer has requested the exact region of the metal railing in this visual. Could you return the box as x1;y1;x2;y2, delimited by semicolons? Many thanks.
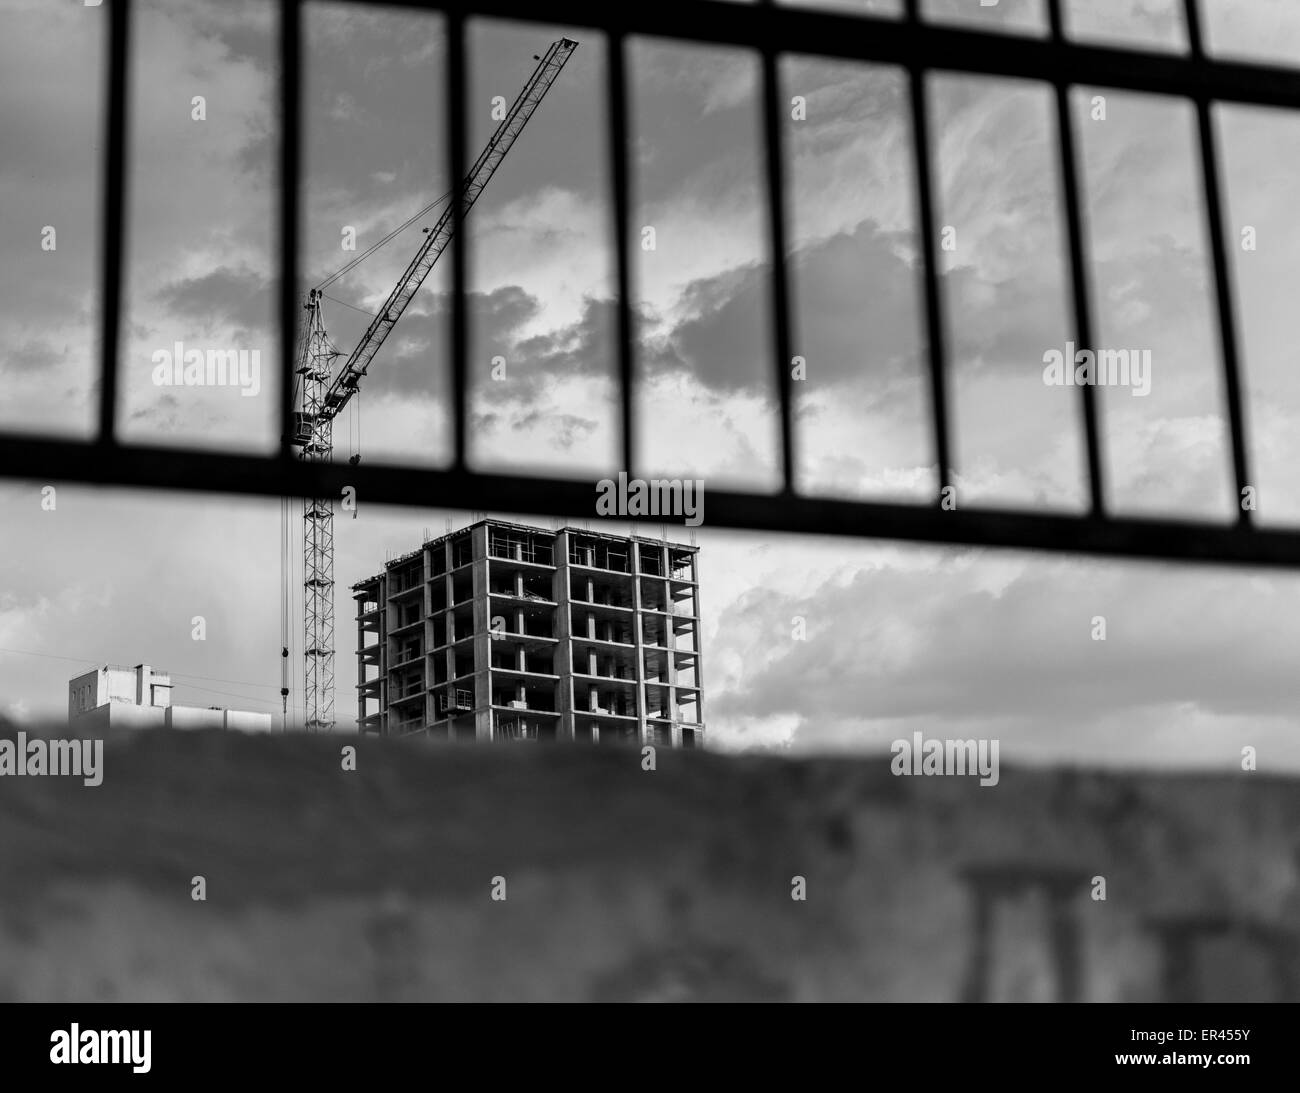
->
438;687;475;712
6;0;1300;566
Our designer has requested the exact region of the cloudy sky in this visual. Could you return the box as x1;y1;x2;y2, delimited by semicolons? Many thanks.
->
3;0;1300;771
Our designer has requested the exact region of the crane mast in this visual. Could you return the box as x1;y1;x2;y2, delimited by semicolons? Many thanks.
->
291;38;578;733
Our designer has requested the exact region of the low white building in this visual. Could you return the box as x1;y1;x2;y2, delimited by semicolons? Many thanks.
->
68;664;272;733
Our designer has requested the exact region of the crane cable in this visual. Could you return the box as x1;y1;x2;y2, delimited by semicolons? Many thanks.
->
308;181;454;483
313;186;454;293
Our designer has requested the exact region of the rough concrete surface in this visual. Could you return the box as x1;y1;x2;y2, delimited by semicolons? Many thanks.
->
1;728;1297;1002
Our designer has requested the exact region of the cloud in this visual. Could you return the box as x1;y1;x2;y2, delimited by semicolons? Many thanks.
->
4;340;67;377
707;545;1300;766
331;283;540;404
668;221;922;396
154;266;272;338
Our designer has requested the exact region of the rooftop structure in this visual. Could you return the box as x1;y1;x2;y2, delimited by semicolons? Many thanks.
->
68;664;272;733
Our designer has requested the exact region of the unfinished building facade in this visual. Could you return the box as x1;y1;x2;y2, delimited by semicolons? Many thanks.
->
353;520;704;746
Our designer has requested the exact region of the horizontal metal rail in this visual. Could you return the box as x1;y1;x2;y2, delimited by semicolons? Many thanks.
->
4;434;1300;567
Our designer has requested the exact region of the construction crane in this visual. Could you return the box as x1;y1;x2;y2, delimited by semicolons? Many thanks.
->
286;38;579;732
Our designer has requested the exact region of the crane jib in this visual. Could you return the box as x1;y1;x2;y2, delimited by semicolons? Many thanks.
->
316;37;578;422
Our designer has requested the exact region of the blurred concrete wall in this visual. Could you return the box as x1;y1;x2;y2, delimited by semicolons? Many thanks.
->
0;729;1296;1001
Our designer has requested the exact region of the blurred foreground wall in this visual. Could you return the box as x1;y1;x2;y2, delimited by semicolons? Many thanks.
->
1;729;1297;1002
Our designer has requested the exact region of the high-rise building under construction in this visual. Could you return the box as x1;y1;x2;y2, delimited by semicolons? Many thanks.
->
353;520;703;746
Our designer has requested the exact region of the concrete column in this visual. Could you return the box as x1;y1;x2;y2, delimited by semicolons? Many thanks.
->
378;576;388;735
631;541;648;745
553;530;575;741
688;551;704;744
443;550;455;721
1048;891;1082;1002
960;889;993;1003
665;571;676;742
422;543;432;730
470;525;492;741
356;591;367;733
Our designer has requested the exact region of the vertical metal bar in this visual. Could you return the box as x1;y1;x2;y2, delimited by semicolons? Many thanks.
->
760;44;796;495
1046;0;1066;37
1182;0;1205;55
608;34;635;478
99;0;132;446
278;0;301;460
447;11;468;470
907;68;953;500
1185;0;1253;522
906;0;951;497
1048;0;1106;516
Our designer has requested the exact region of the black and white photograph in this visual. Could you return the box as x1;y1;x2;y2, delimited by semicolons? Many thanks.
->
0;0;1297;1069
